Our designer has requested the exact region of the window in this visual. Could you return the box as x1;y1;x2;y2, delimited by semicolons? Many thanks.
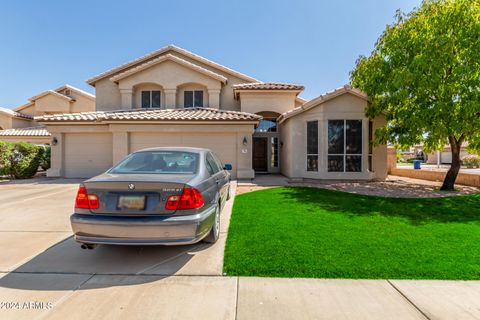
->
109;151;199;174
368;120;373;172
184;90;204;108
328;120;362;172
141;90;161;108
306;121;318;171
256;119;277;132
206;153;221;174
271;137;279;168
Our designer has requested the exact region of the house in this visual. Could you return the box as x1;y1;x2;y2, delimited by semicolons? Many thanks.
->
33;44;387;180
0;85;95;144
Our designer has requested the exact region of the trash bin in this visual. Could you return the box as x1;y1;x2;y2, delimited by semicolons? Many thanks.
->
413;160;422;170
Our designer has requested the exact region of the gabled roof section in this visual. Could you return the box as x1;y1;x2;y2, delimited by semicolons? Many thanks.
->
0;107;33;120
35;107;262;123
28;90;74;103
0;126;50;137
54;84;96;100
278;85;368;123
110;54;228;83
87;44;259;86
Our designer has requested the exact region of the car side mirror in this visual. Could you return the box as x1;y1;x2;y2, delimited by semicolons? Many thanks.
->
223;164;233;171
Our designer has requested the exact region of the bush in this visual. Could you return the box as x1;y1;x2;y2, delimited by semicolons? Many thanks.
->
10;142;42;179
39;145;51;170
0;141;13;176
462;156;480;168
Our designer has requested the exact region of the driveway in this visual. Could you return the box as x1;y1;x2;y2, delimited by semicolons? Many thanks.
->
0;179;234;320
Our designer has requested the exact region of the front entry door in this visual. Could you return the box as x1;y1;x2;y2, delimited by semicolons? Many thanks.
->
253;137;268;172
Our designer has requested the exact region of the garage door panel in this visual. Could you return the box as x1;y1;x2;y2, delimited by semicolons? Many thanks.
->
129;132;237;177
64;133;113;178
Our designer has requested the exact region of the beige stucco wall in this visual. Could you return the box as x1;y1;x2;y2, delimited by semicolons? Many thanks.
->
35;94;71;114
12;118;34;129
93;50;247;112
280;92;387;180
116;60;221;109
0;114;13;130
239;91;298;115
45;122;256;179
0;136;50;144
70;93;95;113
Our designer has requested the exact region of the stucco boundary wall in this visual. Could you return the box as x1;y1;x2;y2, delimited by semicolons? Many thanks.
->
387;147;480;188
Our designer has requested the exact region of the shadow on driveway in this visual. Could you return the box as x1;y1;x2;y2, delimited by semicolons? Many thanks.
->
0;235;215;291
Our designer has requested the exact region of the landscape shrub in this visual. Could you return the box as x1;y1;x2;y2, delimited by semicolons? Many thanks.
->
0;141;13;176
39;145;51;170
462;156;480;168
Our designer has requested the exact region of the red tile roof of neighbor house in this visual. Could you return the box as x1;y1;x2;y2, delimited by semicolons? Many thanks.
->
0;126;51;137
35;108;262;123
232;82;305;91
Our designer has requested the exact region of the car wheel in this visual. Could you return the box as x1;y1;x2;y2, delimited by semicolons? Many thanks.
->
204;204;220;243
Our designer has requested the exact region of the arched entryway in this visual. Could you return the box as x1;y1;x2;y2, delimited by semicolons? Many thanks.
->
253;111;281;173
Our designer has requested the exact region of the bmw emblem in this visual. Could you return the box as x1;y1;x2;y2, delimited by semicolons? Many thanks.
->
128;183;135;190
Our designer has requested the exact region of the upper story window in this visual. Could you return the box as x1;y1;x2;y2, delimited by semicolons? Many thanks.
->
184;90;203;108
141;90;161;108
255;119;277;133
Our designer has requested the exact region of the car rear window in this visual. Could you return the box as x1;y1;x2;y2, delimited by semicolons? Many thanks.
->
110;151;199;174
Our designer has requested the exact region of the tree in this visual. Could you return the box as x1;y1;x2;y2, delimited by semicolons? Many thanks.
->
351;0;480;190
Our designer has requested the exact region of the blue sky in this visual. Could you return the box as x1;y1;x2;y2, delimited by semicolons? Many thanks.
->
0;0;419;108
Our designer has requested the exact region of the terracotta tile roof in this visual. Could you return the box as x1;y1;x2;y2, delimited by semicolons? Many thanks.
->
0;126;50;137
35;108;262;123
0;107;33;120
110;54;227;83
278;85;368;123
233;82;305;91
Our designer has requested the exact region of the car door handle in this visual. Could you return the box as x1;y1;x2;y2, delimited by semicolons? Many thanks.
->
215;179;221;184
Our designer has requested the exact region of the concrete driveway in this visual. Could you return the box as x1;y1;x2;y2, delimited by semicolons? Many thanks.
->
0;179;234;320
1;179;480;320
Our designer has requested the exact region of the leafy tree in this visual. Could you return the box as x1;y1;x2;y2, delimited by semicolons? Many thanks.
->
351;0;480;190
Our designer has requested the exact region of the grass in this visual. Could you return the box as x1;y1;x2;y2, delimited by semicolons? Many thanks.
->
223;187;480;279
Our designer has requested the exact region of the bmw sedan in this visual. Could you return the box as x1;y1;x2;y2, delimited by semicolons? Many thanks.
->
70;147;232;249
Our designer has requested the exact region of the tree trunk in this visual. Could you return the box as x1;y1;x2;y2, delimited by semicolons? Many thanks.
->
440;136;462;191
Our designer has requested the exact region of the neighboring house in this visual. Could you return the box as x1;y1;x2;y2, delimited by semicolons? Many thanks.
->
0;85;95;144
33;44;387;180
425;143;473;164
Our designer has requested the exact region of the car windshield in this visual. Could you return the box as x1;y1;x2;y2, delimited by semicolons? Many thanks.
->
109;151;199;174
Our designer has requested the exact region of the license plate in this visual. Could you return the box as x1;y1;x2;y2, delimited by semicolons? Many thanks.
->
117;195;146;210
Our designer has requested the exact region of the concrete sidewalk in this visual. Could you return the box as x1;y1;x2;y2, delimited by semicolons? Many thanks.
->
2;273;480;320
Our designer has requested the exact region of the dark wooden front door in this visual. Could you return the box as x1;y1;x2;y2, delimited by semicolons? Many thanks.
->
253;137;268;172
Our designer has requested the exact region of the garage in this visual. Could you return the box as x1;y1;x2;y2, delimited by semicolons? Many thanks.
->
64;133;113;178
130;132;237;177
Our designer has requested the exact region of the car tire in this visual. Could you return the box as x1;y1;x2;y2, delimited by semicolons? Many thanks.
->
204;204;220;243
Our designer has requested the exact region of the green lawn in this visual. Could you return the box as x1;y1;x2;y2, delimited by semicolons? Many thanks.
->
223;187;480;279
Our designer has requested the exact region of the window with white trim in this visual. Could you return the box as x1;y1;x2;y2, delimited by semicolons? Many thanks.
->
306;121;318;171
327;120;363;172
141;90;161;108
184;90;204;108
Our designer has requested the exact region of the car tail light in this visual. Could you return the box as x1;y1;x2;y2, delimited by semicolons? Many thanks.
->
165;187;204;210
75;186;99;209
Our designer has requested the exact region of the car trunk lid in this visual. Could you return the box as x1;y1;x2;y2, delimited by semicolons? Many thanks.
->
82;173;195;215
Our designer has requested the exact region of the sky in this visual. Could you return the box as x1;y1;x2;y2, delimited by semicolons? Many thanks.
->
0;0;420;108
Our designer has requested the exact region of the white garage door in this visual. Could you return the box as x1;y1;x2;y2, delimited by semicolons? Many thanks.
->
441;152;452;164
130;132;237;177
64;133;113;178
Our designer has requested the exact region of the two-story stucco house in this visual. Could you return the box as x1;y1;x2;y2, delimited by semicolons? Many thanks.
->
34;45;387;180
0;85;95;144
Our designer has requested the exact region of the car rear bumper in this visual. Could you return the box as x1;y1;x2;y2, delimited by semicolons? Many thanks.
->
70;205;216;246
